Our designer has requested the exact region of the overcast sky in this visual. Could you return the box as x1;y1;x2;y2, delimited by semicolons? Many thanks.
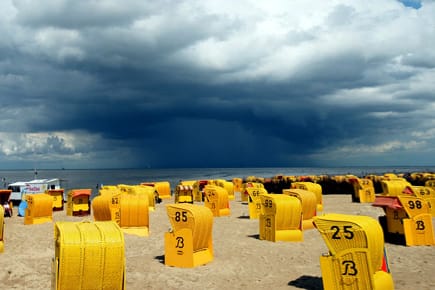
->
0;0;434;169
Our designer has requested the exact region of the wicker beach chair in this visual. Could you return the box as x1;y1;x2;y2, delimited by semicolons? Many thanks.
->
245;186;268;219
291;181;323;212
24;193;53;225
52;221;125;290
66;189;92;216
313;213;394;290
283;188;317;230
203;185;230;217
164;203;214;268
259;193;303;242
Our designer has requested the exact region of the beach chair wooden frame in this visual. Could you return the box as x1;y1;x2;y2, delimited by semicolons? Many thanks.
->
259;193;303;242
66;189;92;216
313;213;394;290
373;195;435;246
52;221;125;290
164;203;214;268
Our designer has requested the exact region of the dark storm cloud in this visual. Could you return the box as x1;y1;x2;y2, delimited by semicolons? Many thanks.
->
0;0;435;169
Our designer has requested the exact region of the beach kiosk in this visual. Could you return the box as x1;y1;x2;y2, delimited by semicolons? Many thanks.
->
66;189;92;216
164;203;214;268
52;221;126;290
313;213;394;290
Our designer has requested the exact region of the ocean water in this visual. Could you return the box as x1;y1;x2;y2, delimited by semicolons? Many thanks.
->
1;166;434;198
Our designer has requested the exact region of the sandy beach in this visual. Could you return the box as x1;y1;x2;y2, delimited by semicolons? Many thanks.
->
1;193;434;290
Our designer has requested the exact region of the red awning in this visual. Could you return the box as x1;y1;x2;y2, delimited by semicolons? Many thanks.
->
372;196;403;210
71;189;92;198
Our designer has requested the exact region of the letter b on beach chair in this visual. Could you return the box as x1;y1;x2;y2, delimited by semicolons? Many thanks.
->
259;194;303;242
52;221;126;290
164;203;214;268
24;193;53;225
313;213;394;290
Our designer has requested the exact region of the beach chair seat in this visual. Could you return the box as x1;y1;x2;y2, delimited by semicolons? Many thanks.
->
259;193;303;242
291;181;323;211
204;185;230;217
283;188;317;230
46;189;65;211
348;178;376;203
52;221;125;290
175;184;194;204
66;189;92;216
0;206;4;252
24;193;53;225
164;203;214;268
313;213;394;290
373;195;435;246
245;186;268;219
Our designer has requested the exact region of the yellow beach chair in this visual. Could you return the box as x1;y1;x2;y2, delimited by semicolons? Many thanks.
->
174;184;194;204
245;186;268;219
313;213;394;290
283;188;317;230
204;185;230;217
141;181;171;200
24;193;53;225
52;221;125;290
408;185;435;217
46;189;65;211
66;189;92;216
291;181;323;211
381;179;412;196
259;193;303;242
0;206;4;252
164;203;214;268
373;195;435;246
348;177;376;203
240;182;264;202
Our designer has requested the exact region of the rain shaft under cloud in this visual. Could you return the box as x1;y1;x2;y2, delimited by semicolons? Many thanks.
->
0;0;435;169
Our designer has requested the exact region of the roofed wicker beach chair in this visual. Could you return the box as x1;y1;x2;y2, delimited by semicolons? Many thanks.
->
283;188;317;230
291;181;323;212
259;193;303;242
204;184;230;217
52;221;125;290
313;213;394;290
24;193;53;225
46;189;65;211
245;186;268;219
174;184;194;204
164;203;214;268
373;194;435;246
66;189;92;216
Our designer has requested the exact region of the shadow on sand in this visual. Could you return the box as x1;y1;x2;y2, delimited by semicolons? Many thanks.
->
288;275;323;290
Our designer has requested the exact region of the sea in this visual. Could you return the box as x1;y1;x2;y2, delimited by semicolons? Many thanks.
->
1;166;435;199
